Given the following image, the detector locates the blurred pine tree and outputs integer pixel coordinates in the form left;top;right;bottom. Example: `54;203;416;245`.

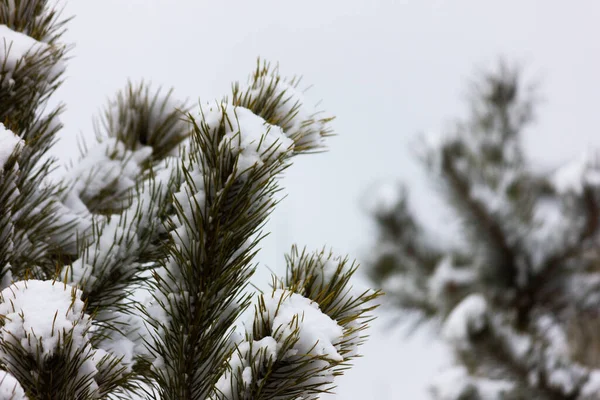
367;63;600;399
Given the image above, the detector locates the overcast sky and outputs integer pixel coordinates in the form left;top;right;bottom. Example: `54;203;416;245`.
50;1;600;398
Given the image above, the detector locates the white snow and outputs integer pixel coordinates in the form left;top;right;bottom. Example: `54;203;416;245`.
429;366;474;400
551;151;600;194
56;138;155;258
0;280;91;358
240;78;328;150
202;104;293;177
0;123;23;169
274;250;375;361
0;24;65;82
67;215;140;292
171;167;205;251
430;366;514;400
537;315;570;360
442;293;487;350
369;181;405;216
429;257;476;300
0;280;132;396
215;336;279;398
94;306;152;368
262;289;343;362
0;371;27;400
526;197;571;270
381;274;426;303
304;253;375;359
96;333;136;370
67;158;178;291
65;152;179;298
289;250;346;293
215;290;344;399
469;183;507;214
316;257;343;288
581;370;600;397
415;129;456;173
535;315;588;395
65;138;152;212
103;88;190;156
0;25;39;74
493;319;532;361
474;377;515;399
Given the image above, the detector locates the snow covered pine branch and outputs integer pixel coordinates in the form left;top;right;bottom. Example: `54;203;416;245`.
0;2;380;399
367;63;600;399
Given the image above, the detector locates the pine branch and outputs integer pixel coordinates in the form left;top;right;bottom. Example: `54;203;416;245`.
145;102;295;399
95;81;191;162
281;246;381;360
0;152;20;288
231;59;334;154
144;61;343;399
532;187;600;310
0;0;71;280
0;280;137;398
213;247;381;400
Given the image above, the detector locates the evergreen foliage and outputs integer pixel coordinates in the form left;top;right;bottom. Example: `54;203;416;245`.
367;63;600;399
0;2;380;399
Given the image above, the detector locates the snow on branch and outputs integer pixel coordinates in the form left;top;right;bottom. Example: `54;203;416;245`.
551;151;600;195
232;59;334;153
216;246;381;399
215;289;344;399
0;280;90;359
0;371;27;400
96;81;190;160
63;138;153;215
0;280;130;398
442;293;488;351
281;246;381;360
206;103;294;178
0;123;23;170
0;24;65;83
65;156;178;304
430;366;514;400
145;100;305;398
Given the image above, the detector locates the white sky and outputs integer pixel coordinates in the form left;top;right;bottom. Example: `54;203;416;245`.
51;1;600;398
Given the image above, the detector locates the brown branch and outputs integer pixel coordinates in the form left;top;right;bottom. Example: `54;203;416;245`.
441;149;519;288
467;325;579;400
523;187;600;324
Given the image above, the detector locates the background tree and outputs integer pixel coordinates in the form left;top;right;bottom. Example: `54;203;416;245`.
0;1;379;399
367;63;600;399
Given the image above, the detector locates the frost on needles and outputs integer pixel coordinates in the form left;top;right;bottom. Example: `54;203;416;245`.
0;1;380;399
367;63;600;399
